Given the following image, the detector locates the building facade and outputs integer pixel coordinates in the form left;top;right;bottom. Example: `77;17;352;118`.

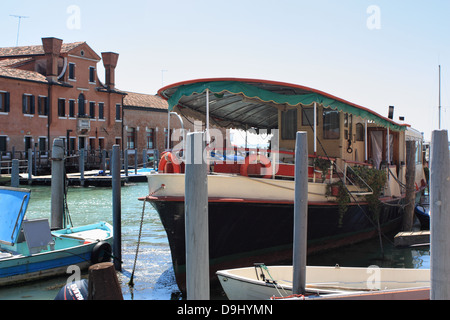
0;37;124;162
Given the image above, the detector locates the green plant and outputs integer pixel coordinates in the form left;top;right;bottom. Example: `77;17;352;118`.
314;158;332;181
351;166;387;219
326;180;350;227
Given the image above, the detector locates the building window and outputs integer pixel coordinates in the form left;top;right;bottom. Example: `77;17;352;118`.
69;63;76;80
147;128;155;149
89;102;95;119
164;128;173;149
356;123;364;141
127;127;136;149
281;109;297;140
38;137;47;152
38;96;48;116
98;102;104;119
69;100;75;117
301;107;318;126
323;110;340;139
78;93;85;116
58;98;66;117
0;91;10;113
115;104;121;120
22;94;35;114
0;136;7;152
89;67;95;83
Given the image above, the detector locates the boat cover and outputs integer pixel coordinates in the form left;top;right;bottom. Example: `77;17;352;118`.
0;187;31;246
158;78;409;131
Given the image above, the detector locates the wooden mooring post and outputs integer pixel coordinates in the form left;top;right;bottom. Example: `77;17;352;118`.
112;145;122;271
185;131;209;300
430;130;450;300
403;140;416;231
293;132;308;295
88;262;123;300
50;139;65;230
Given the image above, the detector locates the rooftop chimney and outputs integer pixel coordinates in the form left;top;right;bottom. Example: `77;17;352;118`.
101;52;119;90
42;37;63;83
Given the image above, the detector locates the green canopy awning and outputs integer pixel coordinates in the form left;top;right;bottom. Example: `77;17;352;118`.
159;78;408;132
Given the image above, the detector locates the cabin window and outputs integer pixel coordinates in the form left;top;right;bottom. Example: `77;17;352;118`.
301;108;318;126
356;123;364;141
281;109;297;140
323;110;340;139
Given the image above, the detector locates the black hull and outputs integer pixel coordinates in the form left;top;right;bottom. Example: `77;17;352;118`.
150;198;404;293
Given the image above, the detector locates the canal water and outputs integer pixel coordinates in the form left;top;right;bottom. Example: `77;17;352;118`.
0;182;430;300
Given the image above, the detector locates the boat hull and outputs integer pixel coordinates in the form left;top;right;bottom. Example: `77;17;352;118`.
216;265;430;300
149;195;404;294
0;222;113;287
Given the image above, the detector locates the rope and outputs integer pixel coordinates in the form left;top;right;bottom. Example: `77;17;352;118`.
128;184;165;287
128;196;147;287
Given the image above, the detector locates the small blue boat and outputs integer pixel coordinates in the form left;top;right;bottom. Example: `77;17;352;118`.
0;186;113;286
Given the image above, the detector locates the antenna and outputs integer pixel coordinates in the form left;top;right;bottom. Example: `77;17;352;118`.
10;15;29;46
439;65;441;129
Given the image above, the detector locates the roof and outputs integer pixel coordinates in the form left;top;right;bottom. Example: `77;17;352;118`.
123;91;168;110
0;66;47;83
0;42;85;58
158;78;410;131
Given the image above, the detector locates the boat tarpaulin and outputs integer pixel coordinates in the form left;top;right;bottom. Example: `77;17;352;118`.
159;79;408;132
0;187;31;246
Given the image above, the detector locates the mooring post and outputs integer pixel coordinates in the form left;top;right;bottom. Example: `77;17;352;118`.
430;130;450;300
403;140;416;231
112;145;122;271
124;149;128;177
88;262;123;300
79;148;85;187
143;149;147;168
50;139;65;230
293;131;308;295
185;131;209;300
11;159;19;188
27;148;32;184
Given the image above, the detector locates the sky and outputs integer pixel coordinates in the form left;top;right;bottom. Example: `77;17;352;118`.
1;0;449;141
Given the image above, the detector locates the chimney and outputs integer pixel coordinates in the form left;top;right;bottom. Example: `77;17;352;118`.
101;52;119;90
42;37;63;82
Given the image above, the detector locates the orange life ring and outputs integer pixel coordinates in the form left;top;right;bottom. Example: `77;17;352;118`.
158;152;182;173
240;154;272;179
415;182;419;191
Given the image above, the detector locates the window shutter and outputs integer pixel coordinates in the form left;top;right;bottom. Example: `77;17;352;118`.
30;95;35;114
5;92;10;112
22;94;26;113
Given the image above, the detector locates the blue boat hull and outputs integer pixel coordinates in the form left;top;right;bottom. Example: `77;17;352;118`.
0;222;113;286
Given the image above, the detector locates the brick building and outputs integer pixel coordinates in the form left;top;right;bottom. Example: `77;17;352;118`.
0;37;124;169
0;37;191;173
